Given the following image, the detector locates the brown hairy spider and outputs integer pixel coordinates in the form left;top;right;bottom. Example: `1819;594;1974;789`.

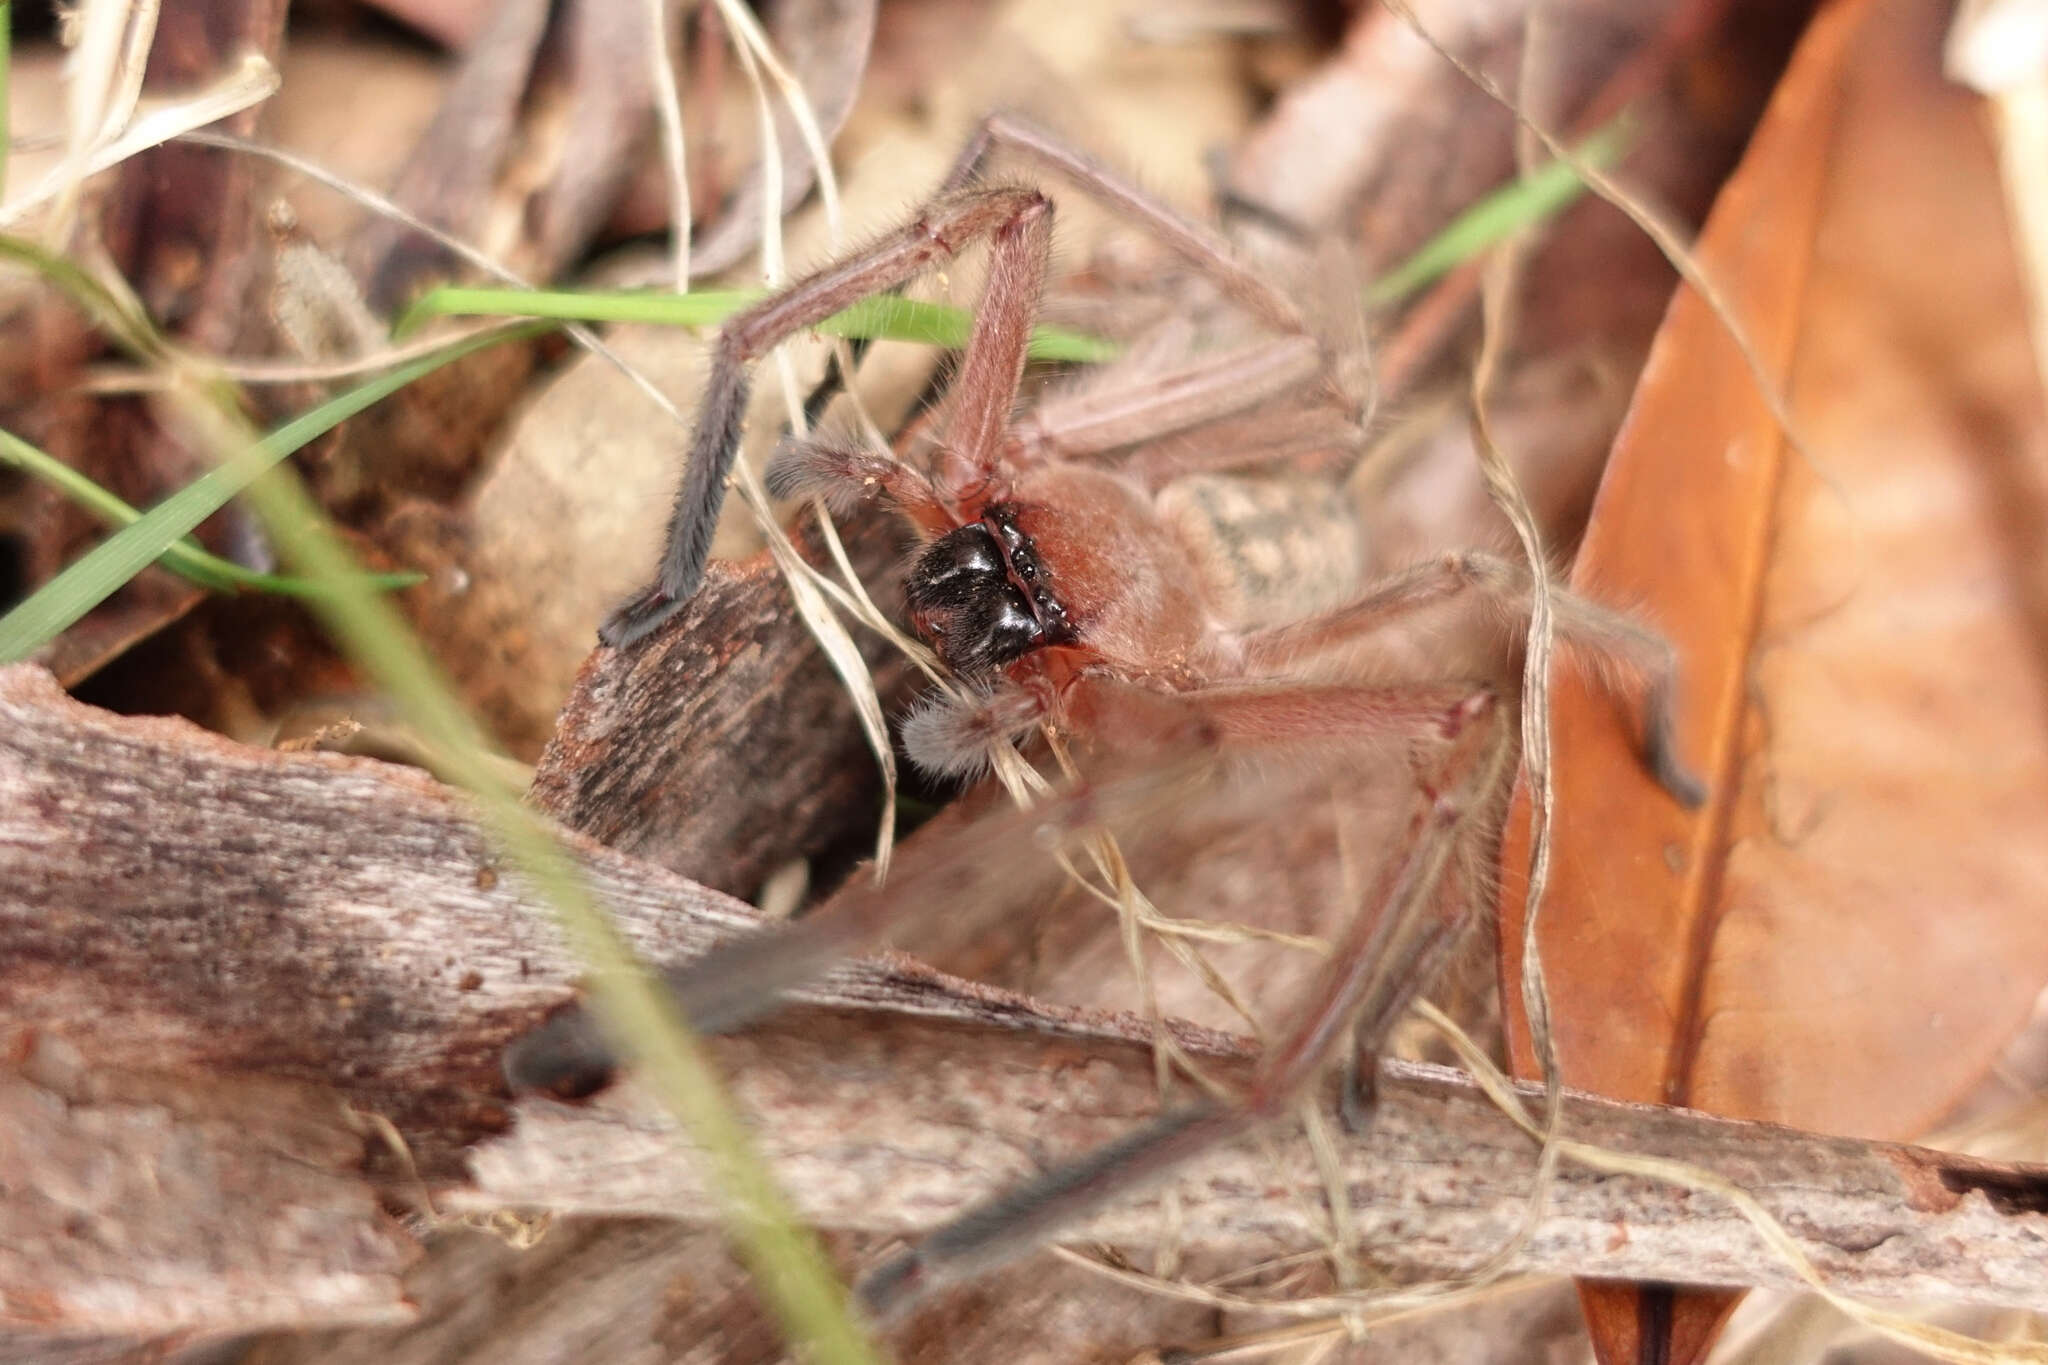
516;114;1702;1317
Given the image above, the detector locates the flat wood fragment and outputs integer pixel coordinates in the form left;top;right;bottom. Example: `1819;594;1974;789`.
526;509;911;898
0;1037;413;1337
7;661;2048;1333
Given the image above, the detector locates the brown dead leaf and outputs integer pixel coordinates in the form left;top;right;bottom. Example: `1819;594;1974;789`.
1498;0;2048;1358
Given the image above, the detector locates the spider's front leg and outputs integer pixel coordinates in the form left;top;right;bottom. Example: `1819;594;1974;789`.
501;739;1214;1098
502;673;1490;1096
601;185;1055;647
942;113;1371;475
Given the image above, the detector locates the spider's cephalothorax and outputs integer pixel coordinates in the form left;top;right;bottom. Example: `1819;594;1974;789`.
905;505;1076;676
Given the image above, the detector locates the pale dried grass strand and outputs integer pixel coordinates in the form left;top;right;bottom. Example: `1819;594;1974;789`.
10;47;277;233
45;0;155;241
647;0;692;288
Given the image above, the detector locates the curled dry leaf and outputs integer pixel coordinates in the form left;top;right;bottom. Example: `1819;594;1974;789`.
1498;0;2048;1357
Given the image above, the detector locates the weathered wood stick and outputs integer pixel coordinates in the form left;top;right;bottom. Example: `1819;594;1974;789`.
5;661;2048;1341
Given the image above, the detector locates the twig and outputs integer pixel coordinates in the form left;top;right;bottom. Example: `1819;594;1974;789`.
4;663;2048;1333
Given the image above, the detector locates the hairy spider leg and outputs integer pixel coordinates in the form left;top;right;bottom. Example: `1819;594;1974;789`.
900;632;1493;776
940;113;1307;338
893;536;1707;810
502;676;1491;1097
787;115;1356;500
931;188;1052;504
1106;404;1368;489
1011;334;1330;463
1334;723;1516;1131
857;707;1499;1317
947;114;1365;470
501;749;1215;1099
1234;551;1708;808
703;672;1497;1009
602;185;1055;647
764;435;955;539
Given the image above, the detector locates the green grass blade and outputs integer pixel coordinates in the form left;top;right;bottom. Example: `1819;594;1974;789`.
1367;116;1635;308
0;424;421;598
399;284;1120;364
0;324;532;660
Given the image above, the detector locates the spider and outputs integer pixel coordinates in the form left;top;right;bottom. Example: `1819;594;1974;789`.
514;114;1703;1319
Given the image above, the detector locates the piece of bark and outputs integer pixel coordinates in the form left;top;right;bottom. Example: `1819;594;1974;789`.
1;660;785;1179
247;1222;789;1365
524;505;911;896
0;1335;245;1365
238;1220;1223;1365
7;662;2048;1330
0;1037;415;1338
465;1039;2048;1313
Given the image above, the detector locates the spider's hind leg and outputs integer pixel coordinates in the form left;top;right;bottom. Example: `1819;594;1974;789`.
1238;551;1709;808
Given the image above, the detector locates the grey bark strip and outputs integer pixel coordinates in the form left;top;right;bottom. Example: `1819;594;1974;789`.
4;661;2048;1336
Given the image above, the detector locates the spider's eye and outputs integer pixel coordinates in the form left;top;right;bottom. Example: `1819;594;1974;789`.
907;526;1003;613
939;586;1039;676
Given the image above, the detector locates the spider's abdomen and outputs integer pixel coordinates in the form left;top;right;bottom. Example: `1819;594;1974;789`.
1154;474;1365;628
